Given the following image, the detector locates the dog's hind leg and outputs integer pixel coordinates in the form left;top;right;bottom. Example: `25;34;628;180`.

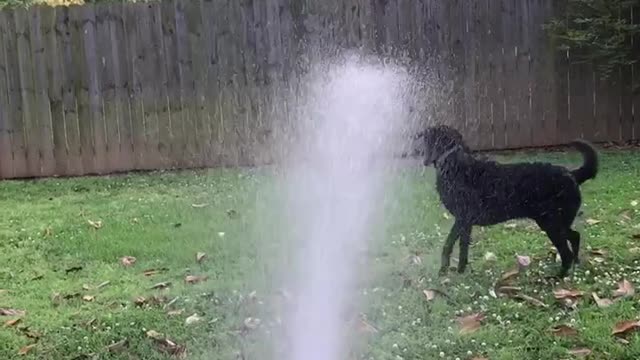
568;229;581;264
457;224;473;273
439;220;463;275
537;219;575;277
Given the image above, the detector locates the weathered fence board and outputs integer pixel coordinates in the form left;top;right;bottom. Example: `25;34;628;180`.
0;0;638;179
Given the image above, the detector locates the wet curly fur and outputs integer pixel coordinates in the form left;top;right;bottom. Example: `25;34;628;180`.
414;125;599;277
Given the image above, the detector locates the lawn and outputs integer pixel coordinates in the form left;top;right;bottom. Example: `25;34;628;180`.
1;149;639;360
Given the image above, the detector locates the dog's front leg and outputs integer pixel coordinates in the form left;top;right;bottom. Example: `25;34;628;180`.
439;220;462;275
457;224;473;273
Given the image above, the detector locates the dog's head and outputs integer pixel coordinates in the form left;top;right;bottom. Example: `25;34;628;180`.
413;125;468;166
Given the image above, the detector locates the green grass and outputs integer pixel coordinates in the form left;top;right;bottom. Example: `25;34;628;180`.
1;149;639;359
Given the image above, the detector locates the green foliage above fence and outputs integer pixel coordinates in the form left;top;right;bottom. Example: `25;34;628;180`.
545;0;640;86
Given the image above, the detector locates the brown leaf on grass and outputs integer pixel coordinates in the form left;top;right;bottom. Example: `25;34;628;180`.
18;344;36;355
146;330;186;358
496;286;522;296
185;314;203;325
133;296;147;307
87;220;102;229
512;294;549;308
20;328;42;340
167;309;184;317
0;308;26;317
150;282;172;290
423;289;436;301
553;288;584;299
592;293;614;308
42;227;53;237
82;295;95;302
143;268;169;277
191;203;209;208
458;313;485;335
590;249;608;257
612;320;640;336
498;269;519;284
568;348;592;357
184;275;208;284
516;255;531;269
612;280;635;298
5;318;21;327
586;218;601;226
65;266;83;274
196;252;206;263
551;324;578;337
120;256;137;267
106;339;129;353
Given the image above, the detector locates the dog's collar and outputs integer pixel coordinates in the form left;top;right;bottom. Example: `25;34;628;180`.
435;145;462;167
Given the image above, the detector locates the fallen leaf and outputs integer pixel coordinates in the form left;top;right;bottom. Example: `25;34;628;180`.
496;286;522;296
0;308;26;317
551;324;578;337
106;339;129;353
185;314;203;325
120;256;137;267
498;269;520;284
143;268;168;277
146;330;164;339
18;344;36;355
568;348;592;357
134;296;147;307
631;200;638;207
20;328;41;340
484;252;497;261
512;294;549;308
185;275;208;285
458;313;485;335
423;289;436;301
443;212;450;220
167;309;184;317
87;219;103;229
150;282;172;290
65;266;83;274
612;320;640;336
4;318;21;327
146;330;186;357
196;252;206;263
42;227;53;237
592;293;614;308
82;295;95;302
553;288;584;299
243;317;261;330
191;203;209;208
586;218;601;226
590;249;607;256
516;255;531;269
612;280;635;298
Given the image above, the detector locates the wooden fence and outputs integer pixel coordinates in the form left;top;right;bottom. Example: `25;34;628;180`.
0;0;638;179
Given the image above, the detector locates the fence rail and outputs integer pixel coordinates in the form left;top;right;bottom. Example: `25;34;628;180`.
0;0;638;179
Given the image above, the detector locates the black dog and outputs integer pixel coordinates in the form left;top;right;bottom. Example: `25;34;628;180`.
414;125;598;277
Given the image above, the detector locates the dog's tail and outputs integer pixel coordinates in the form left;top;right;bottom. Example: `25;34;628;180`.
570;139;598;185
